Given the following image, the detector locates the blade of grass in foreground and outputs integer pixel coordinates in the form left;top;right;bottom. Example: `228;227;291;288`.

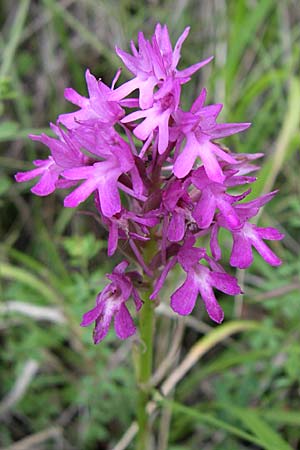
0;124;52;142
42;0;119;68
156;395;293;450
0;0;30;79
225;0;274;97
217;405;293;450
178;348;273;400
154;394;266;449
0;263;59;304
249;77;300;200
258;409;300;427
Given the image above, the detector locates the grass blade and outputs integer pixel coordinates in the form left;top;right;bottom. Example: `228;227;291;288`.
155;394;265;448
224;406;293;450
249;77;300;199
0;0;30;79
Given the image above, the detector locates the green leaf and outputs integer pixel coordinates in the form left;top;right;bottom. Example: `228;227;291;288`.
225;0;275;94
259;409;300;427
42;0;119;68
0;174;11;196
0;125;51;142
249;77;300;200
0;263;59;305
155;394;264;448
0;0;30;79
178;348;272;400
0;121;20;140
220;405;293;450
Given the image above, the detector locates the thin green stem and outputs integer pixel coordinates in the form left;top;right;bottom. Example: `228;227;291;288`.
133;235;157;450
136;287;155;450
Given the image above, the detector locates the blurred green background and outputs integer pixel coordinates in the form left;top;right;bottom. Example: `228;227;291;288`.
1;1;300;449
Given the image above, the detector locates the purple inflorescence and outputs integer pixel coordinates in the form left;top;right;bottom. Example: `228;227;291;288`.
16;24;283;342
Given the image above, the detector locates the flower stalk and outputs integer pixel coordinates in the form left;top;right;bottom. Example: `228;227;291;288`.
136;288;155;450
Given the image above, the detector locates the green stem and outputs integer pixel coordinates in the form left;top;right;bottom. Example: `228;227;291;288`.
136;286;155;450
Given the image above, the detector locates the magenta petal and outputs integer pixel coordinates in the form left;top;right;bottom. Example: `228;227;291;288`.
64;87;87;107
59;109;95;129
239;190;278;211
199;282;224;324
139;78;157;109
198;104;223;128
173;134;198;178
115;47;138;74
110;78;140;102
230;232;253;269
85;69;99;97
93;314;112;344
114;304;136;339
155;23;172;52
15;168;42;183
178;56;214;78
217;198;241;230
132;288;143;311
168;212;185;242
254;226;284;240
15;158;59;197
193;189;216;228
178;239;204;270
198;141;225;182
172;26;190;68
108;222;118;256
122;108;147;123
63;166;94;180
171;272;198;315
113;261;129;274
31;170;58;196
150;257;177;300
191;88;207;113
210;272;241;295
209;122;251;139
81;303;103;327
98;179;121;218
64;178;98;208
107;276;131;303
158;110;170;154
250;235;282;266
210;141;236;164
210;224;222;260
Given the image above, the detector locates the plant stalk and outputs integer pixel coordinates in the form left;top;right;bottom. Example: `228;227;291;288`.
135;285;155;450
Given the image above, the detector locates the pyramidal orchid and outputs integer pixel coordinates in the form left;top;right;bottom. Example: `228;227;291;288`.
16;24;283;345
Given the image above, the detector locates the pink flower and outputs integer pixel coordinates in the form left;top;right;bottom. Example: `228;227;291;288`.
61;123;136;217
110;24;212;110
151;238;241;323
81;261;143;343
153;24;213;81
16;23;284;342
171;262;240;323
63;158;124;217
15;157;60;196
122;78;181;154
15;124;87;196
191;166;252;230
230;223;283;269
173;90;251;181
211;192;284;267
59;69;124;128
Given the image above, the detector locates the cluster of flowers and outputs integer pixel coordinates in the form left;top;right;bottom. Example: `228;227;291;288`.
16;24;283;343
